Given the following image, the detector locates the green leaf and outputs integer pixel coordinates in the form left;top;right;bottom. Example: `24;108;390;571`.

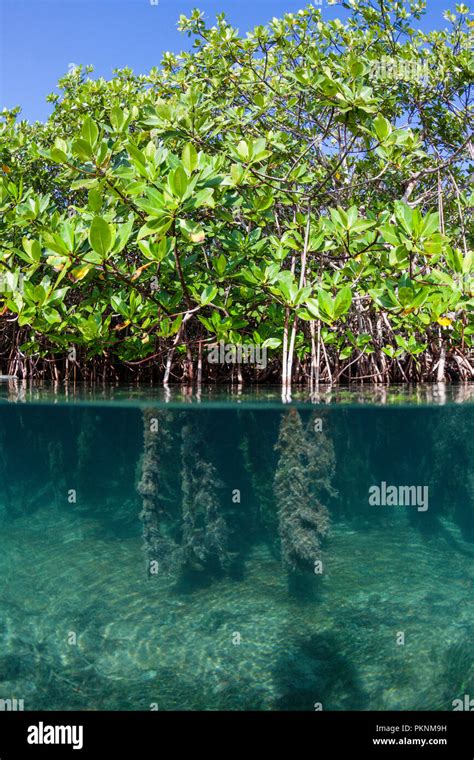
127;142;147;167
334;287;352;317
200;285;218;306
262;338;282;349
318;289;335;321
214;254;226;276
346;206;358;229
179;219;205;243
305;298;322;320
420;212;440;238
170;166;189;198
373;114;392;141
394;202;414;235
339;346;353;359
445;246;464;274
70;177;99;190
83;251;104;265
236;140;249;160
110;106;125;131
380;225;400;245
54;137;68;154
398;286;415;306
43;232;69;255
88;189;102;213
81;116;99;148
89;217;114;258
50;147;68;164
72;139;93;161
182;143;198;173
111;294;129;317
22;238;42;263
137;219;172;240
114;219;134;253
33;285;46;304
423;233;444;255
190;188;215;209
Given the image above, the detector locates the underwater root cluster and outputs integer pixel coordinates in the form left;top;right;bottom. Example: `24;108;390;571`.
181;421;232;573
274;410;333;574
137;411;232;578
137;410;182;574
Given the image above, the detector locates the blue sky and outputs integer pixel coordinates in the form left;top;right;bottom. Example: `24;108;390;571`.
0;0;462;122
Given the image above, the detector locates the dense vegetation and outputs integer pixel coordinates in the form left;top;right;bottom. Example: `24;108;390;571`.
0;0;472;384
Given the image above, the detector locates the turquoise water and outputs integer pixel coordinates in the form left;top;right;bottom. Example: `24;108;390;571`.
0;386;473;711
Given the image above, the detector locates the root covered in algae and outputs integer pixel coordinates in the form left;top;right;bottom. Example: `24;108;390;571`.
274;409;333;575
137;409;181;575
181;417;231;574
138;410;232;579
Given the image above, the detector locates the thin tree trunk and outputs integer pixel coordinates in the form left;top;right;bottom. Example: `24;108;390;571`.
316;320;321;385
164;311;193;386
437;343;446;382
320;332;332;384
287;210;311;387
197;340;203;386
310;320;317;388
282;308;289;388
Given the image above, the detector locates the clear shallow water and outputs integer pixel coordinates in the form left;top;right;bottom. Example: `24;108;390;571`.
0;394;473;711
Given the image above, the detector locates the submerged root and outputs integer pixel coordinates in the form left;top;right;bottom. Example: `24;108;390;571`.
274;410;332;574
181;420;232;574
138;409;181;575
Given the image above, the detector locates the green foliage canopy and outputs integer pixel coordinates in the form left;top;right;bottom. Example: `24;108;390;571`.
0;0;472;382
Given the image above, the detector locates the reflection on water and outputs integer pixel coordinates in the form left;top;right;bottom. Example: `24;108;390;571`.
0;379;473;407
0;403;472;710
